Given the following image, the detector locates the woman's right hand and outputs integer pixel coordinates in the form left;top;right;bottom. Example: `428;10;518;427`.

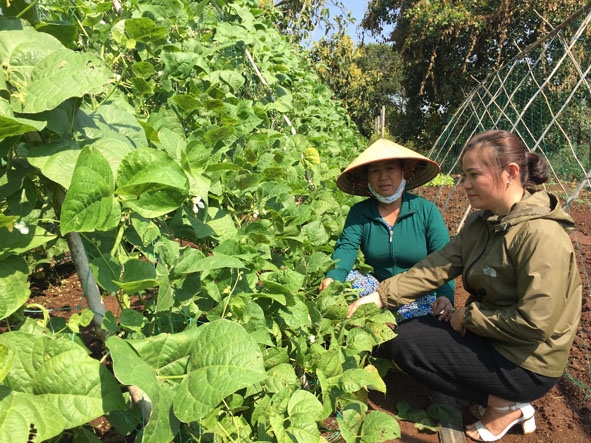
347;291;383;318
318;277;334;292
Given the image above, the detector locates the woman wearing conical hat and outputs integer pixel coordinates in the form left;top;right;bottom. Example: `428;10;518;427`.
319;138;455;320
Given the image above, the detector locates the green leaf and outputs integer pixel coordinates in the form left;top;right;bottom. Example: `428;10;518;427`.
0;343;14;383
173;319;267;422
77;100;147;151
0;385;65;442
15;49;112;114
278;295;310;330
317;292;348;320
0;255;30;321
204;125;234;145
60;146;121;235
112;259;158;293
117;148;188;218
206;207;237;238
0;224;56;261
340;365;386;393
395;400;433;425
35;21;78;49
346;327;380;354
338;406;364;443
0;18;64;88
428;401;463;426
0;108;46;139
264;363;299;393
182;253;245;273
124;17;168;44
24;140;81;190
67;309;94;334
119;308;145;332
360;410;401;443
0;332;125;431
285;390;324;442
106;336;179;443
130;214;161;245
209;70;246;92
162;52;209;79
89;254;121;294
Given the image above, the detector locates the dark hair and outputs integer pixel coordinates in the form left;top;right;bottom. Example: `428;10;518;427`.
461;130;548;186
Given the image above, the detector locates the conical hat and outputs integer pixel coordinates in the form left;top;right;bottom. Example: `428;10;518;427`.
337;138;440;196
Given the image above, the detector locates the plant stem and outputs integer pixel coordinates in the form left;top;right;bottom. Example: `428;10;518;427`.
65;232;106;328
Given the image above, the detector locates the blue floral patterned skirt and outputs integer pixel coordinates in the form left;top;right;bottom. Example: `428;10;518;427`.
346;270;436;320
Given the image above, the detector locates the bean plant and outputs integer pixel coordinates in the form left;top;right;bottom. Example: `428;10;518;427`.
0;0;402;441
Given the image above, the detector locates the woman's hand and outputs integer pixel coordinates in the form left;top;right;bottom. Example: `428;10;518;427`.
433;296;455;321
347;291;383;318
318;277;334;292
450;307;466;337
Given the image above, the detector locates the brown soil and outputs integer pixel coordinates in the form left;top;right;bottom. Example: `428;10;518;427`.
8;185;591;442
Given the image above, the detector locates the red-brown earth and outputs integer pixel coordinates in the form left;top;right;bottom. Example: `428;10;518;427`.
7;184;591;442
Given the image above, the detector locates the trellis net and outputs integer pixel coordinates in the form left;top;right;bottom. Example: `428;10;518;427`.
425;3;591;403
429;4;591;226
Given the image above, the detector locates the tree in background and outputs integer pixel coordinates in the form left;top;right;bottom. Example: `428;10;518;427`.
360;0;585;148
271;0;354;44
311;38;404;139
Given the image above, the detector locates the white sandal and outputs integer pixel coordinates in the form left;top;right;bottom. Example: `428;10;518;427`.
466;402;536;442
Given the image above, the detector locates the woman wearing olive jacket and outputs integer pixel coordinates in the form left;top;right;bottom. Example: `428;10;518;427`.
347;130;582;442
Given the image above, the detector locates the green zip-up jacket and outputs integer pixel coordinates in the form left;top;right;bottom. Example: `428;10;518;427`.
327;192;455;302
377;190;582;377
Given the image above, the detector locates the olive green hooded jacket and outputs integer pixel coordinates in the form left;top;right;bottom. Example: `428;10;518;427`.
376;190;582;377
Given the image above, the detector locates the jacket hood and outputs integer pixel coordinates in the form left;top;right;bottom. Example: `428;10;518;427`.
484;190;575;234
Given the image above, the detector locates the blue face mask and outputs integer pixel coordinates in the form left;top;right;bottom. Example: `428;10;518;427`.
368;178;407;204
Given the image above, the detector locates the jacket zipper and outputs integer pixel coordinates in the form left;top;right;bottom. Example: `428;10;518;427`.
378;218;393;243
463;228;491;294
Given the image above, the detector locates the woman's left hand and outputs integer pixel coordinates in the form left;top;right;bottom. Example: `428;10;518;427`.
433;296;454;321
347;292;383;318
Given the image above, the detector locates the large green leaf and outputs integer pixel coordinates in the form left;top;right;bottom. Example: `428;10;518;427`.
0;332;125;433
301;219;329;246
76;100;148;150
173;320;267;422
0;225;56;261
285;390;325;442
60;146;121;234
205;207;237;238
0;385;65;443
117;148;189;218
107;322;266;442
161;52;210;80
24;140;80;189
0;100;46;138
13;48;113;114
0;255;30;321
0;18;63;87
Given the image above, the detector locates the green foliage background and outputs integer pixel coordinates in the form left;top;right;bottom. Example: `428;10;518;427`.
0;0;411;441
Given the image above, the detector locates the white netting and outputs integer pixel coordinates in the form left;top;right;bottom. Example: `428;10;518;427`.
428;4;591;233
